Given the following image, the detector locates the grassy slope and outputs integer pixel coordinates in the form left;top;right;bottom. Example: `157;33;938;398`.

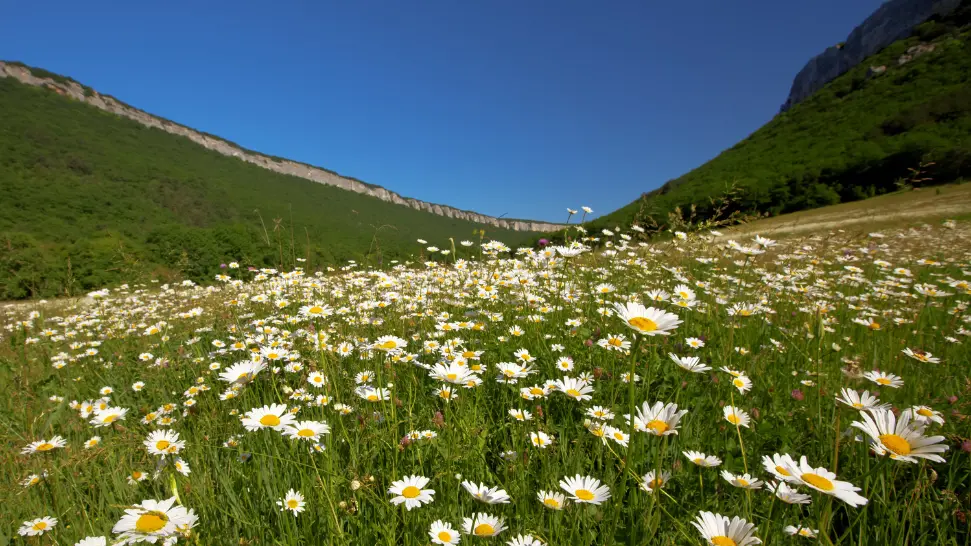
578;5;971;237
0;77;537;299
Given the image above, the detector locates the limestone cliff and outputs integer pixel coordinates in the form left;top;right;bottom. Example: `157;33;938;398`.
0;61;564;232
780;0;961;111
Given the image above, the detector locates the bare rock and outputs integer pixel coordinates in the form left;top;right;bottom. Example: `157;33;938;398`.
781;0;960;111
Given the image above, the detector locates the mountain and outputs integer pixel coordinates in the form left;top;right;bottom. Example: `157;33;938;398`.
0;62;562;234
781;0;962;111
0;66;550;299
574;0;971;240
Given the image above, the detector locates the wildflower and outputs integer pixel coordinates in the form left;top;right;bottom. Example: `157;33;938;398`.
283;420;331;441
560;474;610;504
374;335;407;352
691;511;761;546
731;375;753;394
851;408;948;463
911;405;945;426
277;489;306;515
684;450;722;467
462;481;511;504
721;470;763;490
723;406;751;428
429;520;460;545
670;353;712;373
836;388;890;411
902;348;941;364
389;475;435;510
462;513;506;537
507;534;544;546
22;436;67;454
91;406;129;427
640;470;671;493
612;302;682;336
628;401;688;435
770;481;812;504
241;404;295;431
111;497;198;543
781;456;868;507
863;371;903;388
554;376;594;401
761;453;799;483
537;490;568;510
783;525;818;539
144;430;185;456
18;517;57;537
530;431;554;448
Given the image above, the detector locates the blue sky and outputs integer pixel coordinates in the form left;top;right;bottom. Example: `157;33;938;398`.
1;1;882;222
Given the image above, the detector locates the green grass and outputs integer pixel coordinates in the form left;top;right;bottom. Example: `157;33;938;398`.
565;3;971;242
0;75;538;300
2;224;968;544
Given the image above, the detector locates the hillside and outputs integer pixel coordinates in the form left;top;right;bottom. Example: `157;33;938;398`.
576;2;971;238
0;74;540;299
0;61;563;233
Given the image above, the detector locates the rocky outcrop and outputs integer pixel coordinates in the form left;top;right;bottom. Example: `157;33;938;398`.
0;61;565;232
780;0;961;111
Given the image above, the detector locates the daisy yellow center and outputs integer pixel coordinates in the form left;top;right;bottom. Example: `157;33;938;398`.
575;489;595;501
32;522;48;531
446;373;457;381
367;394;379;401
566;388;582;397
132;472;143;479
530;387;544;396
711;537;737;546
646;419;670;434
35;443;55;451
267;353;280;359
309;306;323;314
297;428;315;438
474;523;495;536
869;322;880;330
544;498;560;508
628;317;658;332
438;531;453;541
801;473;835;491
287;499;299;509
155;440;170;451
378;341;397;350
737;479;749;487
876;378;891;385
733;379;745;388
916;408;933;417
463;351;476;358
694;458;704;465
775;465;791;477
608;338;623;347
879;433;912;455
314;377;323;383
135;511;169;533
259;414;281;427
726;414;741;425
648;478;663;489
103;414;119;423
852;403;864;409
739;309;752;317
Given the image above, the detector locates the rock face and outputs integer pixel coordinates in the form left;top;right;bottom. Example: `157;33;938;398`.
780;0;961;111
0;61;565;233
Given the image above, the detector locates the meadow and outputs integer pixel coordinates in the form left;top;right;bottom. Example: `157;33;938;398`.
2;220;970;545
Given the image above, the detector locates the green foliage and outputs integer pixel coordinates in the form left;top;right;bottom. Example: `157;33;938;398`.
578;6;971;239
0;76;536;299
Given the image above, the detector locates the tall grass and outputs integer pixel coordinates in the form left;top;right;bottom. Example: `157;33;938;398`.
2;223;969;545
